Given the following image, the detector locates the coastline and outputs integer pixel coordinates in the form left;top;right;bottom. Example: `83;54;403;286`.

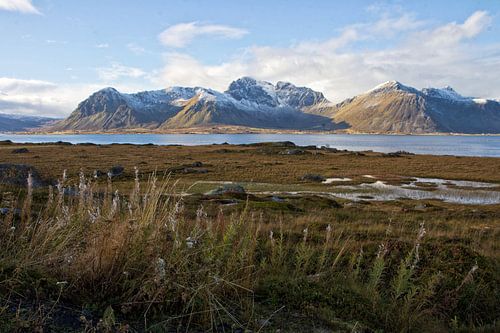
5;125;500;136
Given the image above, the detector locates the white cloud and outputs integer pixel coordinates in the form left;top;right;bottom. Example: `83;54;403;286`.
97;63;146;81
156;11;499;102
0;77;150;117
415;10;492;48
95;43;109;48
127;43;146;54
3;10;498;119
0;0;40;14
0;78;96;117
159;22;248;48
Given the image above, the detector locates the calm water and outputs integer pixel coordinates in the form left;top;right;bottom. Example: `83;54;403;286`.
1;133;499;157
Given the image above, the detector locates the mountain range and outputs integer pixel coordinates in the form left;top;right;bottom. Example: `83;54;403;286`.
321;81;500;134
37;77;500;134
0;113;56;132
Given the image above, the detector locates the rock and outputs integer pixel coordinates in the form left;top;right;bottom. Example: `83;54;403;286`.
320;146;339;152
167;165;208;174
208;184;246;195
301;174;326;182
248;141;296;148
0;164;43;187
270;141;296;147
181;168;208;174
271;196;285;202
108;165;124;177
279;149;307;155
384;151;413;157
11;148;29;154
93;170;106;178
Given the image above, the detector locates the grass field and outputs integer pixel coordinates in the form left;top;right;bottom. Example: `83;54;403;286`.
0;141;499;332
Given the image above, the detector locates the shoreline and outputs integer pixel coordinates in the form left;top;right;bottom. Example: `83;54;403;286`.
3;127;500;137
1;139;499;159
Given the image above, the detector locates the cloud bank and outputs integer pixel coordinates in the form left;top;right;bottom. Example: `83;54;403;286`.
0;0;40;14
157;11;498;102
2;10;499;117
0;78;104;117
159;22;248;48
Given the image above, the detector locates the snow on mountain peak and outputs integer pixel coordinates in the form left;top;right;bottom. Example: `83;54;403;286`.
226;77;328;109
367;80;417;94
473;98;488;105
226;77;279;107
99;87;119;93
421;86;470;102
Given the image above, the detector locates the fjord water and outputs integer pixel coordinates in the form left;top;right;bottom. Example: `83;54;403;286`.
1;134;499;157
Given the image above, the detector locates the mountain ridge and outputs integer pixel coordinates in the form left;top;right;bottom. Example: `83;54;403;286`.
36;78;500;134
0;113;57;132
322;81;500;134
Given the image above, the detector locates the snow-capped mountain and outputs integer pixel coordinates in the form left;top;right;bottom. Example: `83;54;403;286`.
324;81;500;133
50;78;500;133
52;78;337;131
225;77;328;110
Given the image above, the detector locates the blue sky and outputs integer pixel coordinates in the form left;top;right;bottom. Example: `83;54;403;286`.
1;0;499;117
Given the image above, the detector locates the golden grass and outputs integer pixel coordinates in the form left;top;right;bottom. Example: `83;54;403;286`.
0;142;499;331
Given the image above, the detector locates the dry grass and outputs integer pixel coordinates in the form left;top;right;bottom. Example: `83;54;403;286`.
1;141;500;187
0;142;499;332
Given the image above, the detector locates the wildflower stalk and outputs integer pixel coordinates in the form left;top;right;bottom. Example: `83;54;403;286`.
318;224;332;272
21;171;33;224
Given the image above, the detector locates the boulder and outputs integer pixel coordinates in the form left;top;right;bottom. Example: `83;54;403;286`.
108;165;124;177
301;174;326;182
181;168;208;174
93;170;106;178
207;184;246;196
279;149;307;155
12;148;29;154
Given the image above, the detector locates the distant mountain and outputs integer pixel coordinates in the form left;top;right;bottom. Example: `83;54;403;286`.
321;81;500;134
50;78;500;134
0;113;56;132
161;78;334;130
52;77;338;132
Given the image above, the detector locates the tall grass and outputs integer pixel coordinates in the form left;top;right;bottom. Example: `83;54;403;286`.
0;170;498;332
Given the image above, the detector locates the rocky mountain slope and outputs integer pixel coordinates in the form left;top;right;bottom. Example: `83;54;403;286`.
322;81;500;134
50;78;500;133
53;77;337;131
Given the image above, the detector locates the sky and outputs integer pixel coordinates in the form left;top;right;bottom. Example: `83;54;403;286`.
0;0;499;117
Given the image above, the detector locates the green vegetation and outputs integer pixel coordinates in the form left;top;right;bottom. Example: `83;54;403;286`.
0;142;499;332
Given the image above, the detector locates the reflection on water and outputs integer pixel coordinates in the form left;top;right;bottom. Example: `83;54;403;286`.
322;178;352;183
1;133;500;157
331;178;500;205
191;177;500;205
